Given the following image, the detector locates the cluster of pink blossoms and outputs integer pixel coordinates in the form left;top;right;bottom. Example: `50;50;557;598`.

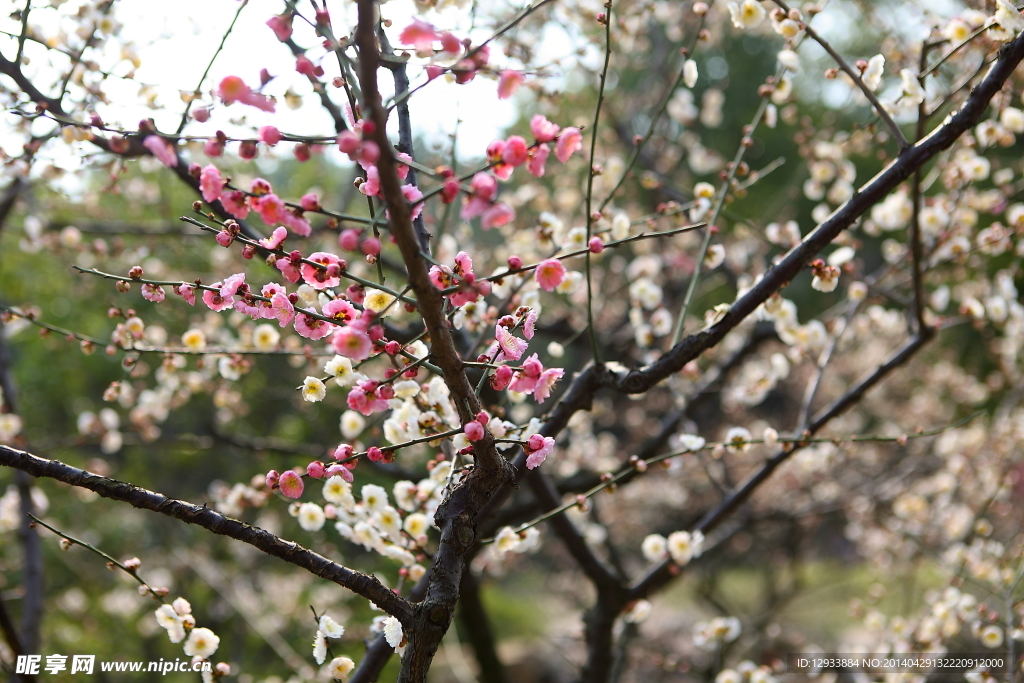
199;169;313;237
429;251;491;307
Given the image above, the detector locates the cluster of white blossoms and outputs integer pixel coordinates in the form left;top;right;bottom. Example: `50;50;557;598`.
491;525;541;557
154;598;221;666
328;467;452;574
641;529;705;566
307;613;356;678
693;616;742;650
714;661;778;683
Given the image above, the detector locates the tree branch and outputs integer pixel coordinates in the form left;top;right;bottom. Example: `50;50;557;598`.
0;446;415;624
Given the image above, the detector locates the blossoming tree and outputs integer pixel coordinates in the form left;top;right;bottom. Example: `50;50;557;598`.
2;0;1024;681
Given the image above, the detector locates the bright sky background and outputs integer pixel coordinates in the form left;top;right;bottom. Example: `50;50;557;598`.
1;0;584;184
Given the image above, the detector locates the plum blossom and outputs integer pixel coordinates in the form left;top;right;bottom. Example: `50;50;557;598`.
492;324;528;362
535;258;567;291
528;143;550;177
143;136;177;168
400;18;440;56
141;284;165;302
302;377;327;402
301;252;345;290
199;165;223;203
217;75;275;112
202;286;233;312
498;70;524;99
555;127;583;163
727;0;766;28
525;434;555;469
294;312;332;340
333;327;373;361
278;470;304;499
862;54;885;91
530;114;560;142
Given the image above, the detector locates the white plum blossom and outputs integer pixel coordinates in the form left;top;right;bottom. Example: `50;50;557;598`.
383;615;404;650
683;59;698;88
667;530;704;565
319;614;345;638
641;534;668;562
862;54;885;91
184;627;220;659
301;377;327;402
727;0;766;29
298;502;326;532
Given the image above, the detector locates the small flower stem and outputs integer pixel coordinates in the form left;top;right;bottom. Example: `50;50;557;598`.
175;0;246;135
583;2;615;363
772;0;909;150
439;223;704;293
482;412;981;542
28;514;158;596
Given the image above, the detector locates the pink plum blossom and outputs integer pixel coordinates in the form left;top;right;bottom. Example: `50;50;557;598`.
251;193;286;225
402;184;425;220
301;252;344;290
530;114;560;142
202;286;234;312
482;203;515;229
220;190;250;219
266;14;293;41
141;284;165;303
498;70;525;99
294;312;332;340
143;136;177;168
493;325;528;362
465;421;485;442
400;19;440;55
525;434;555;469
323;299;358;324
270;292;295;327
534;368;564;403
176;284;196;306
260;226;288;249
276;256;301;283
281;209;312;237
535;258;567;291
528;143;550;177
555;127;583;163
278;470;304;499
258;126;282;145
332;326;372;361
490;365;514;390
502;136;528;166
217;75;275;112
200;165;223;203
219;273;246;298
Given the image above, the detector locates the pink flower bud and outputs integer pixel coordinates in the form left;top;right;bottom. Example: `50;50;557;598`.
384;340;401;355
325;464;354;482
490;365;514;390
528;434;546;451
306;461;326;478
333;444;354;460
301;193;320;211
216;230;234;247
367;447;384;462
338;130;361;155
465;421;485;442
589;236;605;253
339;229;361;251
361;237;381;256
507;255;523;270
476;411;489;424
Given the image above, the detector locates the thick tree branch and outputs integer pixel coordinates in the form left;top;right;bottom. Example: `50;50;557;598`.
626;330;934;601
0;446;415;624
354;2;515;680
